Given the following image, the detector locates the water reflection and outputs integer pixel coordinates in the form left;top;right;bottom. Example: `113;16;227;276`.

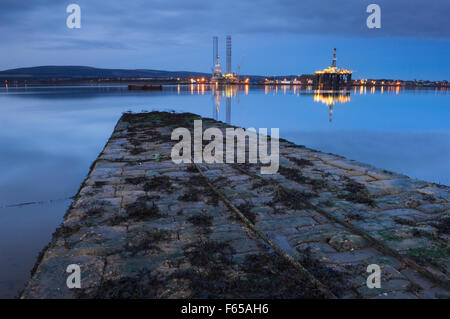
211;85;239;124
173;84;447;124
312;90;351;122
0;84;449;298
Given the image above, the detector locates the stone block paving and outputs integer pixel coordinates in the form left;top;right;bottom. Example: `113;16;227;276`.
22;112;449;299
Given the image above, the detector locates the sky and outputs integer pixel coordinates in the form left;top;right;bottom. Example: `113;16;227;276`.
1;0;449;80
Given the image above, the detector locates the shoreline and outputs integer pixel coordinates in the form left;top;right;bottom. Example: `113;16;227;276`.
1;80;448;90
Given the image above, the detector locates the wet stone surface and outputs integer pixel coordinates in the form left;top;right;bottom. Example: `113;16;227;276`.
22;112;449;299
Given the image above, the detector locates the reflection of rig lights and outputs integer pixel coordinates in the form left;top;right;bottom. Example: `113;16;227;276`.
313;91;351;106
313;90;351;123
223;85;238;98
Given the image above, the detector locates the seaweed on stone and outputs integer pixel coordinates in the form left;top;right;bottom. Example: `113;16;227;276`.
230;202;257;224
183;240;234;268
125;200;166;221
143;175;174;193
169;241;233;298
422;193;437;203
124;228;172;256
407;246;449;269
250;179;271;190
204;188;220;206
186;164;198;173
411;228;435;240
238;252;326;298
338;176;375;207
278;166;310;184
178;188;200;202
288;157;314;167
129;147;146;155
433;217;450;235
345;212;364;221
309;178;328;191
129;138;143;147
93;181;107;188
278;166;328;191
406;282;423;295
172;249;332;298
180;174;220;205
121;111;200;131
296;247;350;297
321;199;335;208
141;129;172;144
125;176;149;185
53;224;82;239
393;217;416;226
270;187;314;210
187;214;213;227
77;208;106;227
89;269;164;298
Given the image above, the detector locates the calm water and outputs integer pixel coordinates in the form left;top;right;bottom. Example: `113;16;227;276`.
0;85;449;297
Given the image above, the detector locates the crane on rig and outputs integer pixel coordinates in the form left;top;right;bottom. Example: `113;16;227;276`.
237;55;246;81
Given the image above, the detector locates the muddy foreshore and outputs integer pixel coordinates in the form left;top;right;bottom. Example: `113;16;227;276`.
21;111;449;299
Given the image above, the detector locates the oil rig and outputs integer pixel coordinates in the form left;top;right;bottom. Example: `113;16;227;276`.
211;36;241;84
314;48;352;89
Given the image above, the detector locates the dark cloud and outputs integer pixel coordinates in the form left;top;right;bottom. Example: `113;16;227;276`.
1;0;449;42
0;0;448;75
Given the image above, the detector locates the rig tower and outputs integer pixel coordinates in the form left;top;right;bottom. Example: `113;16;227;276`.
314;47;352;89
226;35;232;74
213;36;218;71
331;47;337;68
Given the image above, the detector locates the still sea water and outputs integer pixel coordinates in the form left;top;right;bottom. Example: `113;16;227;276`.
0;85;449;297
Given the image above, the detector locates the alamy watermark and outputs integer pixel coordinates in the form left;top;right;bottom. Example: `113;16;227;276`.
170;120;279;174
366;4;381;29
366;264;381;289
66;264;81;289
65;4;380;30
66;4;81;29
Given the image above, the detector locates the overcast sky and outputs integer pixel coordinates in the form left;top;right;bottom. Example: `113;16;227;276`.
1;0;449;79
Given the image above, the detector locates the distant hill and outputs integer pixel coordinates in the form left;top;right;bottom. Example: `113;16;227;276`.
0;66;213;80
